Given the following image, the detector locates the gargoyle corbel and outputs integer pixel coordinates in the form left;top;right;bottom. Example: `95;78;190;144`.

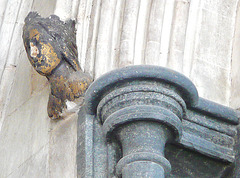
22;12;92;119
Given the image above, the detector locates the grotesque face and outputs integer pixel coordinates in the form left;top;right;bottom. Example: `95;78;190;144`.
23;27;61;76
23;12;81;76
22;12;92;119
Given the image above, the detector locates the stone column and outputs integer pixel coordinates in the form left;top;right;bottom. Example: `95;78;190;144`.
84;65;198;177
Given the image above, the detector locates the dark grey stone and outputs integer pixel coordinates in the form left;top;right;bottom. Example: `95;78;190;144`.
77;65;239;177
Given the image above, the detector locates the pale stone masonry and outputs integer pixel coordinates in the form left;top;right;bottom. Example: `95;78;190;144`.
0;0;240;177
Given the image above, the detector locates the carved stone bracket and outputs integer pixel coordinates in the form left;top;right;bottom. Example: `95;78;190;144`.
22;12;92;119
77;65;239;177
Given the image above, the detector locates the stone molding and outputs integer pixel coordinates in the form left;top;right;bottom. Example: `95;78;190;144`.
181;98;239;163
77;65;239;177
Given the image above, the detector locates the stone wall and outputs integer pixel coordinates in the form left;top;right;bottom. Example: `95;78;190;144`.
0;0;239;177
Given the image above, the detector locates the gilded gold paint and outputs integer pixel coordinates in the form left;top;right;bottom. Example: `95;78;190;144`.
63;51;80;70
23;12;93;119
73;60;80;70
29;29;40;41
79;81;88;93
33;42;61;74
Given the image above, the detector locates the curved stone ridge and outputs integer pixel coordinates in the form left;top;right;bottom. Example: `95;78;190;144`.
102;105;183;141
193;98;239;125
83;65;200;177
116;152;172;176
85;65;199;115
97;84;187;123
80;65;240;177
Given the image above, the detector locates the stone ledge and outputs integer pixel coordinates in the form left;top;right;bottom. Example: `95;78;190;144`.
77;65;239;177
179;97;239;163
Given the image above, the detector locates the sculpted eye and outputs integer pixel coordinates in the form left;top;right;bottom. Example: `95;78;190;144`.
30;42;39;58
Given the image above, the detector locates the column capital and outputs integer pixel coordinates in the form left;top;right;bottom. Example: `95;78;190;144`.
78;65;239;177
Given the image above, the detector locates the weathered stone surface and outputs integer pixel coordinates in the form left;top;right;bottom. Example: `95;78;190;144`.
49;113;78;178
5;53;32;116
78;65;239;177
0;0;57;124
168;0;190;73
230;125;240;177
6;144;49;178
180;98;239;163
0;1;82;178
31;0;56;18
195;9;234;69
165;144;231;178
0;87;50;177
0;0;22;79
190;59;230;105
22;12;92;119
230;2;240;109
0;65;16;129
30;68;49;95
202;0;238;17
0;0;8;26
0;0;240;177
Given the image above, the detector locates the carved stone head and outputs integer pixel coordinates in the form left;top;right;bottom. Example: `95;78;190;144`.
23;12;80;76
22;12;92;119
